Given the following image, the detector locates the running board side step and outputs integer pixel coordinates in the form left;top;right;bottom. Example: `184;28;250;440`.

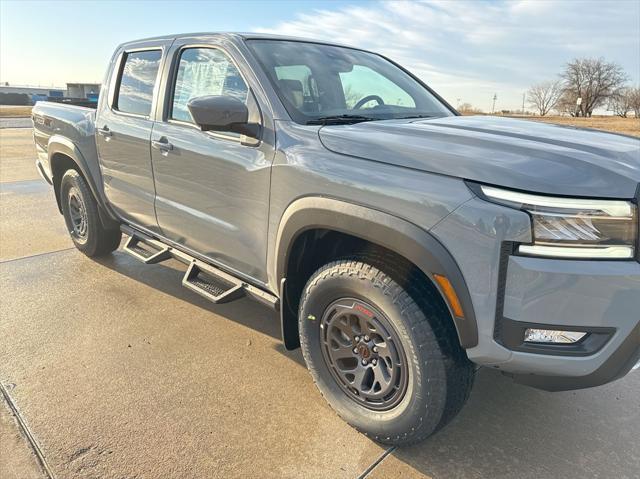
182;261;245;304
120;226;279;310
123;235;171;264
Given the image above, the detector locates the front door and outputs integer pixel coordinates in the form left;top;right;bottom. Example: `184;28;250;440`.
96;45;166;229
150;44;273;283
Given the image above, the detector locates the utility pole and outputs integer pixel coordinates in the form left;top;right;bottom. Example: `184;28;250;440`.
522;93;526;115
491;93;497;114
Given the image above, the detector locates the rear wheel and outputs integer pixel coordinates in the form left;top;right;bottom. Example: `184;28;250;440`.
60;169;121;257
298;258;474;446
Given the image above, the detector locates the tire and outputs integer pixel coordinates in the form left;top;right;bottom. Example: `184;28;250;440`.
60;169;121;257
298;258;474;446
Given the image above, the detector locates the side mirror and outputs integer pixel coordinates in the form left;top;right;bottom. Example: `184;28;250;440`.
187;95;260;138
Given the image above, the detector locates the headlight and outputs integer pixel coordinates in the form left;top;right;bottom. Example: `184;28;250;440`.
479;185;638;259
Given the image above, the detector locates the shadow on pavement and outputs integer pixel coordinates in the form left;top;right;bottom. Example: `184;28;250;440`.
95;250;307;369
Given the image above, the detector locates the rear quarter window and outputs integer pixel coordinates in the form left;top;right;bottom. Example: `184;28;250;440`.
115;50;162;116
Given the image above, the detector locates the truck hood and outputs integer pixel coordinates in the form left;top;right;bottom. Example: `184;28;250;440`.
318;115;640;198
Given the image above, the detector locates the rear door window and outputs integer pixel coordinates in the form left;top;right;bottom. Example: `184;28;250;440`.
115;50;162;116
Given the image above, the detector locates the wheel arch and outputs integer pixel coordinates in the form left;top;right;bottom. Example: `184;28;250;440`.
273;197;478;350
48;136;118;229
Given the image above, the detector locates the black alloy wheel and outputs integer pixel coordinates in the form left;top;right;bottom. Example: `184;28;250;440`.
66;186;89;243
320;298;408;411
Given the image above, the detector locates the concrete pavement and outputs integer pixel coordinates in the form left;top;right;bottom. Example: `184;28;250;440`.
1;128;638;478
0;390;47;479
0;117;32;129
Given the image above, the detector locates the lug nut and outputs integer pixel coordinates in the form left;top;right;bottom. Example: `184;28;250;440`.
372;346;378;353
353;347;358;354
372;359;378;365
364;335;370;341
362;359;368;365
354;336;360;342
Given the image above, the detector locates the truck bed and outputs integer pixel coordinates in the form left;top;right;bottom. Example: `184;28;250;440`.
32;101;99;184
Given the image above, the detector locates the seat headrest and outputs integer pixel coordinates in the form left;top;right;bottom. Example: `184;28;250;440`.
278;79;304;108
278;79;303;92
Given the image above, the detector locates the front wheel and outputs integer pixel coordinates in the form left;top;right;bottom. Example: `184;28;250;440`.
298;259;474;446
60;169;121;257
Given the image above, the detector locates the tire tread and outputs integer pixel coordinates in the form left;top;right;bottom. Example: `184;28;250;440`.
61;169;121;257
299;256;474;446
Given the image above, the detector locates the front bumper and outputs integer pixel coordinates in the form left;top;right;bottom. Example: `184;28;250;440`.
36;158;53;185
495;256;640;390
511;324;640;391
431;194;640;391
35;141;53;185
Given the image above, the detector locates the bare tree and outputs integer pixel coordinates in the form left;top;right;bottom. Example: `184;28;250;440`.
562;58;628;117
457;103;483;114
458;102;474;113
608;87;633;117
555;90;580;116
527;80;563;116
627;87;640;118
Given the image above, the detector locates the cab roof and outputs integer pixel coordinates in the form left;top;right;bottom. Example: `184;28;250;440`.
119;32;357;51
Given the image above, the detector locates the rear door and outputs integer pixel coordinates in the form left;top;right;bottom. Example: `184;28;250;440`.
96;39;171;230
150;39;274;283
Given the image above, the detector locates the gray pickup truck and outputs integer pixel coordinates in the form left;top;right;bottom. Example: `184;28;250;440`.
32;33;640;445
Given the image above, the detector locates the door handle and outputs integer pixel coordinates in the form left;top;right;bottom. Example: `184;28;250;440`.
97;126;112;137
152;138;173;153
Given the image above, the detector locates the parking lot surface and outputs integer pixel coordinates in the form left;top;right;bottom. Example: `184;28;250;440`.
0;117;32;129
1;128;639;478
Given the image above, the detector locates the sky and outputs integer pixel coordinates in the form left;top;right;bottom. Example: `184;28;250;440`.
1;0;638;112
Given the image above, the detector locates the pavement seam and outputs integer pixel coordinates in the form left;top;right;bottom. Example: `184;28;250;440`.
0;382;56;479
356;446;396;479
0;247;75;265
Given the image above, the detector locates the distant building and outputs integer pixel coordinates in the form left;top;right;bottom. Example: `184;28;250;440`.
0;85;66;105
0;83;102;105
67;83;101;102
0;85;65;96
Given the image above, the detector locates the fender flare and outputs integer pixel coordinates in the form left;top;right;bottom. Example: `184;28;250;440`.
273;197;478;349
47;135;118;225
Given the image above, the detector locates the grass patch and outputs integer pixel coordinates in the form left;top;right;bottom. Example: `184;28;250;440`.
524;116;640;137
0;106;33;118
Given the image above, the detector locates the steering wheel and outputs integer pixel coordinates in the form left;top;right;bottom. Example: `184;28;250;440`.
353;95;385;109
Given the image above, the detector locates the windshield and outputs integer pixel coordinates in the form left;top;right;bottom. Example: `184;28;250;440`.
246;40;453;124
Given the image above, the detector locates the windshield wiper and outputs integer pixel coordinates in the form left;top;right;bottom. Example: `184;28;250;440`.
398;114;435;120
306;114;378;125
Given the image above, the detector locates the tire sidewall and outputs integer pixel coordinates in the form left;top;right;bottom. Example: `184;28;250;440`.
60;170;100;255
299;265;448;441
